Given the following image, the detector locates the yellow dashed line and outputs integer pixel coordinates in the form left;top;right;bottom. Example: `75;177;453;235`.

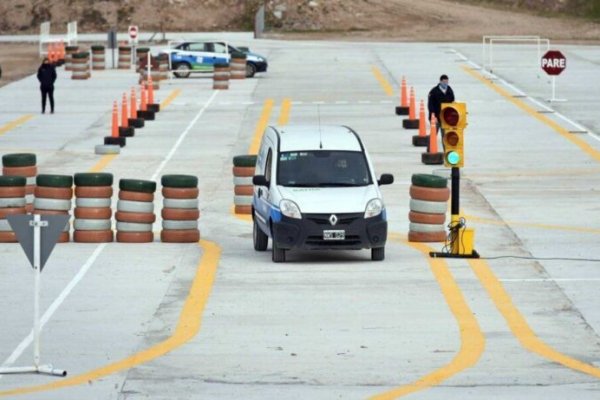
371;65;394;97
0;115;34;137
160;89;182;110
371;234;485;399
0;240;222;397
278;98;292;125
89;153;117;173
248;99;274;155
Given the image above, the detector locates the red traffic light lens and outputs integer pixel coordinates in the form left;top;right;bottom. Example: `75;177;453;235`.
442;107;460;126
445;131;460;146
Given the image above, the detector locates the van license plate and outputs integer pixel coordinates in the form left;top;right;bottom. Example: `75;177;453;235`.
323;230;345;240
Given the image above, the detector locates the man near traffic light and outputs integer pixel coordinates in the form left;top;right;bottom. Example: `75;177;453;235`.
428;74;455;149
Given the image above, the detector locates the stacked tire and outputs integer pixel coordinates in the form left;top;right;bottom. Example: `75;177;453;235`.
91;45;105;70
161;175;200;243
64;45;78;71
0;175;26;243
136;48;150;73
408;174;449;242
73;173;113;243
157;53;169;81
213;63;230;90
118;46;131;70
233;155;256;215
2;153;36;213
34;174;73;243
71;52;90;80
230;52;246;80
116;179;156;243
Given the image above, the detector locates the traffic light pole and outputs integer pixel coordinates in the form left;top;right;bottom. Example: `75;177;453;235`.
451;167;460;216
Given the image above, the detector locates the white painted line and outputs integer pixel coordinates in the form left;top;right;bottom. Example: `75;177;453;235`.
501;278;600;283
312;101;325;105
358;100;372;104
242;101;255;105
292;101;304;105
335;101;349;104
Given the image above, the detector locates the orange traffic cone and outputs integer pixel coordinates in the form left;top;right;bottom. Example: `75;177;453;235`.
402;87;419;129
412;100;429;147
48;43;56;64
139;84;147;112
130;87;137;119
128;87;144;128
119;93;135;137
137;84;155;121
421;115;443;165
146;75;160;113
395;76;409;115
103;101;126;147
58;41;65;63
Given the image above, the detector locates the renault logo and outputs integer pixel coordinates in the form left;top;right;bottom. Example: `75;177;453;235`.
329;214;338;226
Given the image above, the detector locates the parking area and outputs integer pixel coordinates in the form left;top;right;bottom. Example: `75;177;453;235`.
0;37;599;399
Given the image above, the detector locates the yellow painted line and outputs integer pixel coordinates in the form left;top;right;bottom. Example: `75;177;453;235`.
231;204;252;222
371;65;394;97
88;154;117;173
468;258;600;379
462;66;600;163
278;98;292;125
0;239;221;397
160;88;182;110
466;214;600;235
0;115;34;137
371;234;485;399
248;99;274;155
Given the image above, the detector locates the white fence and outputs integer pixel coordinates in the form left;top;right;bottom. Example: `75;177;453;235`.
39;21;78;56
482;35;550;73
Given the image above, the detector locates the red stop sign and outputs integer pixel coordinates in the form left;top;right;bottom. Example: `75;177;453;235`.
541;50;566;76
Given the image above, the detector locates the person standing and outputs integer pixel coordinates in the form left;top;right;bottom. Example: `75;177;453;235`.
427;74;455;149
37;58;57;114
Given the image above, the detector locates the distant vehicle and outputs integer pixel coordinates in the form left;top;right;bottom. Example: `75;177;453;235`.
252;125;394;262
160;41;268;78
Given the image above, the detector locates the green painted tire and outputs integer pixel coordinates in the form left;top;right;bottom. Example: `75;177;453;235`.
74;173;113;187
91;45;105;51
233;155;257;167
0;175;26;187
161;175;198;188
72;52;89;59
119;179;157;193
411;174;447;188
2;153;36;167
36;174;73;188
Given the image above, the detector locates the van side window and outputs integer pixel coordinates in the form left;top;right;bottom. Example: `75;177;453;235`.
265;149;272;183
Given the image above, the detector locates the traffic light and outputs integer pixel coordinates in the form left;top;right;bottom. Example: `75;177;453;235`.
440;102;467;168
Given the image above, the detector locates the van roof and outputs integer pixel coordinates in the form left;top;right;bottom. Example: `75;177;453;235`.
273;125;363;152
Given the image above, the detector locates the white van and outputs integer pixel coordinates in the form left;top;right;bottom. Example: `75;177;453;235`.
252;125;394;262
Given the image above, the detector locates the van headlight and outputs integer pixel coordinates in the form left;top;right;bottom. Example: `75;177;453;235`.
364;198;383;218
280;199;302;219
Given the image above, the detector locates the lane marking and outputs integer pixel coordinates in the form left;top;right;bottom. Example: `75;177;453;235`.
278;98;291;125
0;115;34;137
465;214;600;235
501;278;600;283
469;258;600;379
248;99;274;155
461;65;600;163
159;89;182;110
371;235;484;399
0;240;221;397
371;65;394;97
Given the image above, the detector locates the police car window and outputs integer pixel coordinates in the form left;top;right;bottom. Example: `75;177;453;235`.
277;151;372;187
213;43;227;53
188;43;206;52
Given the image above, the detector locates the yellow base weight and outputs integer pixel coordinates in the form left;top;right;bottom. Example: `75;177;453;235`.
451;227;475;255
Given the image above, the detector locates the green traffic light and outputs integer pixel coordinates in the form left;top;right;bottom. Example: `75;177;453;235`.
446;151;461;165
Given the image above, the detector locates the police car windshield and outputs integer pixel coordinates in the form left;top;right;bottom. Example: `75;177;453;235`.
277;151;372;187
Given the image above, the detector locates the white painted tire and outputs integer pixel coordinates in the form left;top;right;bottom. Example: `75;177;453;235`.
26;176;36;185
73;218;111;231
25;194;34;203
76;197;111;208
233;195;252;206
162;220;198;230
34;198;72;211
117;200;154;213
116;222;153;232
163;198;198;209
0;197;26;207
409;222;446;233
233;176;253;186
95;144;120;155
409;199;447;214
0;219;12;232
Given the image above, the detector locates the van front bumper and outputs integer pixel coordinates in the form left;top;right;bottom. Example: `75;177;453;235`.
272;212;387;251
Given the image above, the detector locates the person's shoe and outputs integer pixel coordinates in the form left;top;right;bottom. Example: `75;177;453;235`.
41;111;45;114
51;110;54;114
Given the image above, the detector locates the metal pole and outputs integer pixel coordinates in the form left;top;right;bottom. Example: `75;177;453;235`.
552;76;556;101
451;167;460;216
33;213;41;369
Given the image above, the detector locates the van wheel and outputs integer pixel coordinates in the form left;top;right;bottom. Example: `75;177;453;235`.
371;247;385;261
272;241;286;263
253;219;268;251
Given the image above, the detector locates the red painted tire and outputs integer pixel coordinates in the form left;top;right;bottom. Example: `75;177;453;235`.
161;208;200;221
2;165;37;176
0;231;17;242
161;187;199;199
232;166;255;177
35;186;73;200
408;211;446;225
73;230;113;243
409;185;450;202
74;207;112;219
75;186;113;198
33;209;69;215
234;205;252;214
25;185;35;195
119;190;154;202
115;211;156;223
0;207;26;218
0;186;26;198
116;231;154;243
408;230;447;243
234;185;253;196
58;231;70;243
160;229;200;243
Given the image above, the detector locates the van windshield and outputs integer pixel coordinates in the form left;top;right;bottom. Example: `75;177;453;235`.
277;151;372;187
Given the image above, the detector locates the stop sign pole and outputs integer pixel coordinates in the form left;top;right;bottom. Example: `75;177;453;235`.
541;50;567;102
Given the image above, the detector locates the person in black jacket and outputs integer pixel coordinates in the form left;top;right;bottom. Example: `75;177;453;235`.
37;58;57;114
427;74;455;149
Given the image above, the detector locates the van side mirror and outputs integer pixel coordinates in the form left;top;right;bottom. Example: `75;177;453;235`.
377;174;394;186
253;175;269;186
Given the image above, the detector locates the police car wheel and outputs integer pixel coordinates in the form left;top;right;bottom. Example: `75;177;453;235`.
245;63;256;78
173;63;191;78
